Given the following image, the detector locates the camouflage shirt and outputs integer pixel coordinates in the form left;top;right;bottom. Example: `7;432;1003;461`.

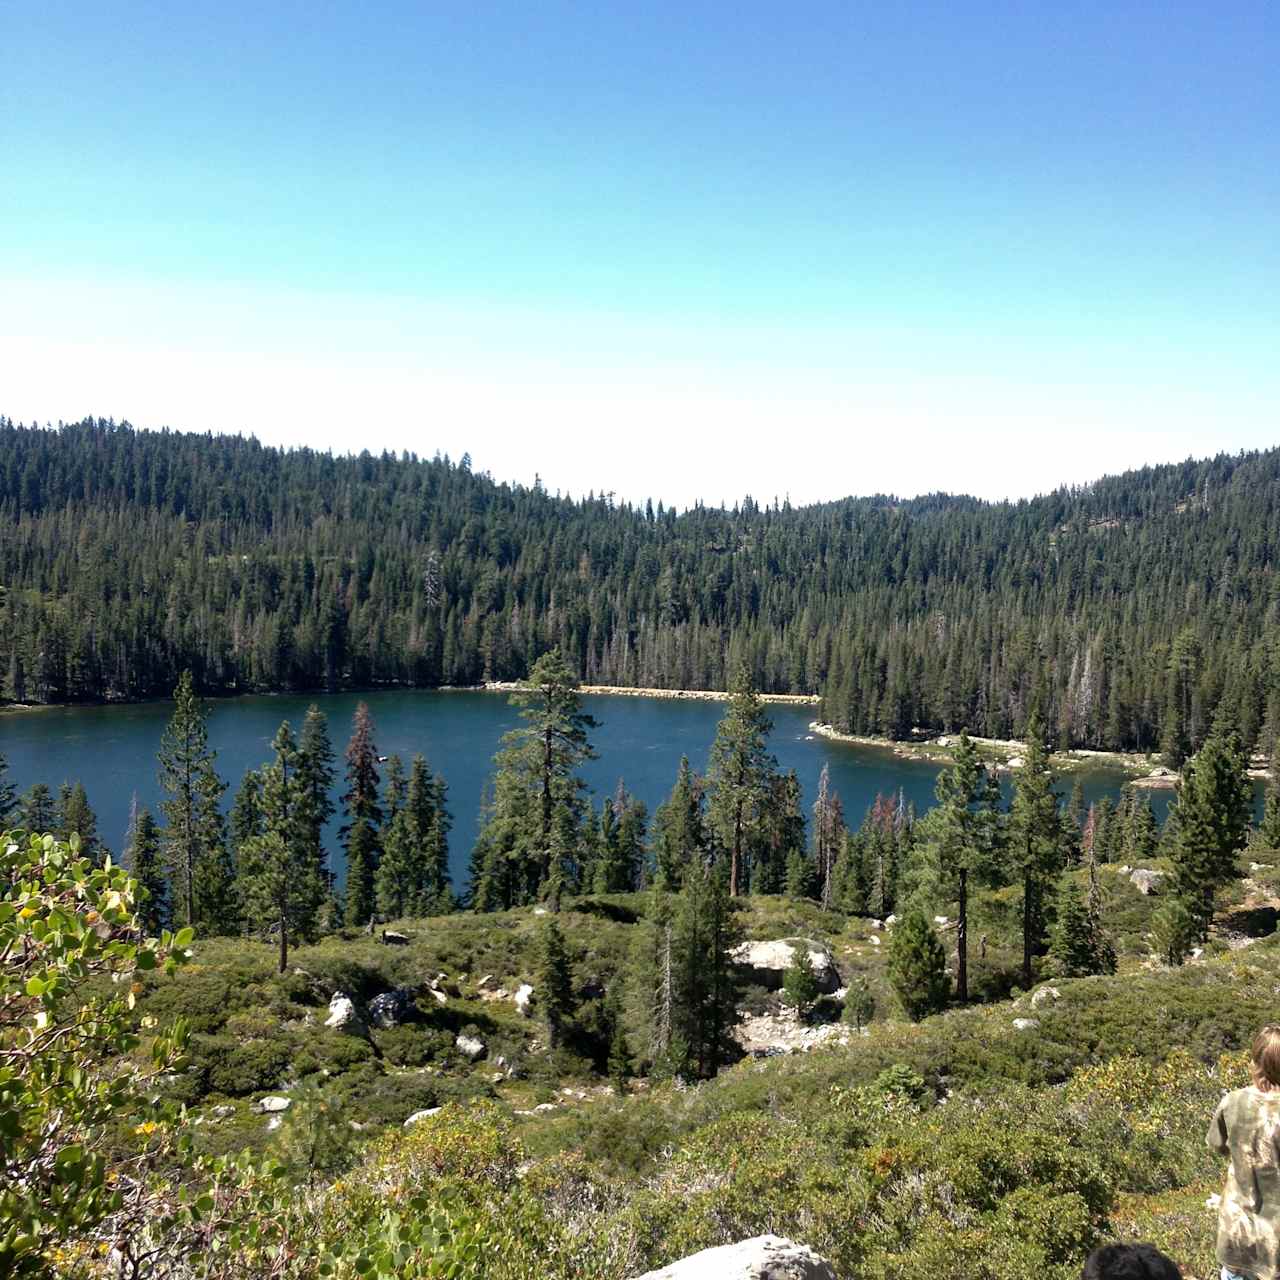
1208;1086;1280;1280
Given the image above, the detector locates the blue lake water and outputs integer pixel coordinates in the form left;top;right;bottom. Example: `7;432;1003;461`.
1;690;1191;888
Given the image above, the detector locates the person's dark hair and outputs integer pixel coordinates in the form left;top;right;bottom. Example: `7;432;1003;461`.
1082;1243;1181;1279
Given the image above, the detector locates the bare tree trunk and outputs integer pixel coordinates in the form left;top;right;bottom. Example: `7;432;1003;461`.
957;867;968;1002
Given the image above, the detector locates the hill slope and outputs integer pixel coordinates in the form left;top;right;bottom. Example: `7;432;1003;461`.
2;417;1278;755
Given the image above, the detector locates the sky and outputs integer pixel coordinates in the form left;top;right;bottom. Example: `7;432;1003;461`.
2;1;1277;509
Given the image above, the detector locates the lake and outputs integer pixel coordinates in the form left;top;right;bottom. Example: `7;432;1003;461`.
1;689;1182;889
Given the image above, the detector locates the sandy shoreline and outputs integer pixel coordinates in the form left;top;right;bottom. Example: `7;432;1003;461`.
808;720;1193;781
482;681;820;706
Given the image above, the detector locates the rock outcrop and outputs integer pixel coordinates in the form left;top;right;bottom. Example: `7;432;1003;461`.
368;987;415;1029
1129;869;1165;895
324;992;367;1036
455;1033;486;1061
515;983;535;1017
731;940;841;993
631;1234;837;1280
404;1107;442;1127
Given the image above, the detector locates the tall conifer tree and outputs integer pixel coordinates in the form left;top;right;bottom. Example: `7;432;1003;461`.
1008;717;1062;988
652;756;704;890
158;671;232;932
705;666;776;896
124;796;168;935
240;722;323;971
341;703;382;927
1168;726;1252;940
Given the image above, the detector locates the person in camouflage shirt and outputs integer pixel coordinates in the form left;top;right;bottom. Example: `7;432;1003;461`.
1208;1025;1280;1280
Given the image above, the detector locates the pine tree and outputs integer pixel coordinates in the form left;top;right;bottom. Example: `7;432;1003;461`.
341;703;382;927
383;755;407;820
842;976;875;1031
1007;717;1062;988
56;782;102;864
297;705;337;896
0;754;17;825
1067;777;1085;854
590;781;647;894
230;770;265;850
669;862;741;1078
536;917;575;1051
1049;876;1112;977
756;770;805;893
1124;792;1160;863
782;943;820;1022
887;910;950;1020
1161;628;1200;768
652;756;705;890
1082;822;1116;973
1168;726;1252;941
471;650;597;908
705;665;776;896
912;731;999;1002
240;722;323;970
812;764;846;908
784;849;812;900
625;891;677;1076
605;985;631;1095
157;671;231;932
373;753;450;918
1150;896;1199;966
17;784;55;833
123;797;168;934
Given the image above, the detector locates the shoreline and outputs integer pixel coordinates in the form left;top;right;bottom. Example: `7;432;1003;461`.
481;681;820;706
808;721;1189;782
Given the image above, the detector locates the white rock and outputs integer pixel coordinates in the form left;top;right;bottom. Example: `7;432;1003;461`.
515;983;535;1016
257;1095;292;1114
1119;865;1132;875
885;914;898;926
1030;986;1060;1009
933;915;949;926
455;1033;486;1060
266;1115;283;1132
427;987;448;1005
533;907;548;916
730;939;842;993
1251;862;1273;872
533;1102;558;1113
1006;756;1025;770
630;1234;837;1280
1012;1018;1040;1032
1129;868;1165;896
869;935;881;946
404;1107;442;1127
477;974;495;989
1190;947;1204;960
324;993;367;1035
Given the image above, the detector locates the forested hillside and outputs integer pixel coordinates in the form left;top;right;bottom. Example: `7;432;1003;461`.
3;417;1279;757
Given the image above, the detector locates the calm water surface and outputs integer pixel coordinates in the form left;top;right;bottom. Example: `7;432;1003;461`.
1;690;1182;888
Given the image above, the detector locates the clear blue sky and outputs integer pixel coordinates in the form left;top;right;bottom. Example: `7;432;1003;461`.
3;1;1277;506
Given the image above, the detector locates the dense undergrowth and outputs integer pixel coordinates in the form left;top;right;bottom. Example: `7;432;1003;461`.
91;865;1279;1278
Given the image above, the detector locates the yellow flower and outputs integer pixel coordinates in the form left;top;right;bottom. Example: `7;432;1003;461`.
134;1121;159;1136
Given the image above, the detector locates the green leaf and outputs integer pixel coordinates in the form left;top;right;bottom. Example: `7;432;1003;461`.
24;977;45;998
174;926;195;949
